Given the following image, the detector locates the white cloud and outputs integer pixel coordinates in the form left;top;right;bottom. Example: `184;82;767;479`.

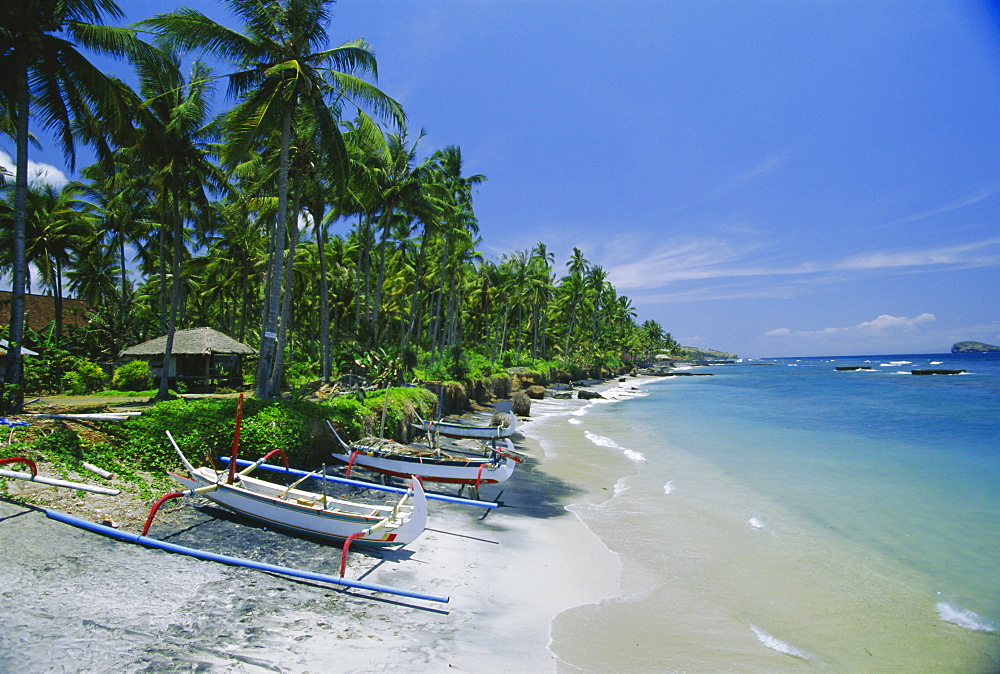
0;151;68;189
838;239;1000;271
606;236;1000;296
765;313;936;339
889;183;1000;227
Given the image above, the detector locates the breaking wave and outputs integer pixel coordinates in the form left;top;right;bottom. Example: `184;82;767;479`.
750;625;813;660
936;600;998;633
584;431;646;462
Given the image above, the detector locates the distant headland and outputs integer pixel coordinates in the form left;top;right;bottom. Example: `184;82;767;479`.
951;341;1000;353
680;346;738;360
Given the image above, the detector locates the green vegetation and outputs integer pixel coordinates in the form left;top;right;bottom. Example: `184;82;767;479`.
1;389;440;503
112;360;153;391
679;347;739;361
0;0;680;412
63;360;105;395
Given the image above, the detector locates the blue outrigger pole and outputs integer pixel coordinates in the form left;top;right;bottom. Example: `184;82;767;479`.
44;509;450;604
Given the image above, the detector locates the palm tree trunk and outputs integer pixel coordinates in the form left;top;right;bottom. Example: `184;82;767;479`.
531;303;540;359
157;191;183;399
254;107;293;398
158;225;167;335
315;208;332;383
268;190;301;396
402;232;429;349
370;212;393;345
2;66;30;412
565;301;579;365
430;232;450;357
53;259;64;349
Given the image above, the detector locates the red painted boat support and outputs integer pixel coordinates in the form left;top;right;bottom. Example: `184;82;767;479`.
227;393;246;484
0;457;37;476
344;450;361;478
475;463;485;493
147;446;289;536
340;531;364;577
142;492;185;535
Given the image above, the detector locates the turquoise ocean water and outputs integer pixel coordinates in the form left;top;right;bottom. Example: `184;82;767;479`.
527;353;1000;671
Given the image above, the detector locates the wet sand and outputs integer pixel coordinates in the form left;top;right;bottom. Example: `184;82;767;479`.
0;411;619;672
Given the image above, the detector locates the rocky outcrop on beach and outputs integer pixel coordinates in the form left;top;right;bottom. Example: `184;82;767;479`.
524;385;546;399
511;390;531;416
951;341;1000;353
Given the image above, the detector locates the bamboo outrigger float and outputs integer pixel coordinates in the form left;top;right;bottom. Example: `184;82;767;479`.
0;457;120;495
43;508;448;604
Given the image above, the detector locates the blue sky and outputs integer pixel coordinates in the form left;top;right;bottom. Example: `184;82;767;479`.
6;0;1000;357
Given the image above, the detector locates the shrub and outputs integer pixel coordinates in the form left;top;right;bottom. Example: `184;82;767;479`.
63;360;105;395
362;386;435;441
112;396;368;471
112;360;153;391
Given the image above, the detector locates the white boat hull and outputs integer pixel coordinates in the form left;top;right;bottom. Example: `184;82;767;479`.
172;468;426;547
416;412;517;440
330;446;515;485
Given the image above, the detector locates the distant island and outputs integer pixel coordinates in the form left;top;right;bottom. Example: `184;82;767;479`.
951;341;1000;353
680;346;738;361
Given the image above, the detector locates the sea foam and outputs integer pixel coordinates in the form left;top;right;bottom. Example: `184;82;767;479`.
584;431;646;462
936;600;998;633
663;481;675;495
750;625;813;660
748;517;765;529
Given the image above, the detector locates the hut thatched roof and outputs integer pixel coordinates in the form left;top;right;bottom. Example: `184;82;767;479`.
119;328;256;358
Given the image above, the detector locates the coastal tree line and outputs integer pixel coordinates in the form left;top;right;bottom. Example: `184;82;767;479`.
0;0;679;411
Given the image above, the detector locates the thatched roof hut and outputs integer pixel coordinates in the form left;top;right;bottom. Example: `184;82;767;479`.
119;328;255;390
120;327;256;358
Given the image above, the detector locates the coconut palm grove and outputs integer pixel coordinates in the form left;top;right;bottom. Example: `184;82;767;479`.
0;0;681;412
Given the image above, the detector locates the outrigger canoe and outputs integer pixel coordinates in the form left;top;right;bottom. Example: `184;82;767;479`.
327;421;516;495
413;410;517;441
162;426;426;549
171;465;427;547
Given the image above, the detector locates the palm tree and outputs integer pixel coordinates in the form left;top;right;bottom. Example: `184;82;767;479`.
126;51;223;398
142;0;403;398
66;237;121;309
8;182;97;346
561;247;589;363
367;128;440;345
0;0;151;411
527;243;555;358
427;145;485;355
